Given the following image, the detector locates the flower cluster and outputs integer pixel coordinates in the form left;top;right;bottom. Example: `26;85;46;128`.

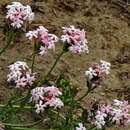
94;99;130;129
76;123;86;130
30;86;64;113
61;25;89;54
7;61;36;88
6;2;34;29
26;26;58;56
85;60;111;86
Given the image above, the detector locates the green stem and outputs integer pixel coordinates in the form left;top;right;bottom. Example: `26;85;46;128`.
31;41;37;73
88;126;97;130
0;104;66;120
20;89;31;107
77;89;90;101
3;119;42;127
38;48;65;86
78;80;95;101
78;86;96;101
0;89;19;114
50;109;66;120
56;109;60;123
0;28;15;56
0;104;32;109
11;128;56;130
11;96;26;104
11;127;42;130
22;42;37;106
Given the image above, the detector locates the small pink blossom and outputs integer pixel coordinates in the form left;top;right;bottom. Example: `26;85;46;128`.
76;123;86;130
30;87;44;103
94;99;130;129
100;104;112;113
44;97;64;109
61;25;89;54
30;86;64;114
7;61;36;88
35;100;45;114
6;2;34;29
43;86;62;97
95;111;107;129
26;26;58;56
85;60;111;86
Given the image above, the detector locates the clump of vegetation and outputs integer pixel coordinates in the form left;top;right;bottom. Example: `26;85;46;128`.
0;2;130;130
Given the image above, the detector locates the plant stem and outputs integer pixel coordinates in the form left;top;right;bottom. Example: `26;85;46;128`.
88;126;97;130
11;128;56;130
20;89;31;107
0;89;19;115
78;86;96;101
11;96;26;104
50;109;66;120
0;28;15;56
56;109;60;123
78;80;95;101
22;42;37;106
0;104;33;110
31;41;37;73
38;48;65;86
3;119;42;127
78;89;90;101
0;104;66;120
11;127;42;130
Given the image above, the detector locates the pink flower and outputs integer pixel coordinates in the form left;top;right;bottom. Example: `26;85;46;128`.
44;97;64;109
85;60;111;87
35;100;45;114
43;86;62;97
61;25;89;54
26;26;58;56
30;86;64;113
7;61;36;88
30;87;44;103
100;104;112;113
6;2;34;29
95;111;107;129
26;31;38;40
76;123;86;130
94;99;130;129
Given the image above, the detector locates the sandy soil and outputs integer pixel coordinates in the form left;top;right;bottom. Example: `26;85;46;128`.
0;0;130;129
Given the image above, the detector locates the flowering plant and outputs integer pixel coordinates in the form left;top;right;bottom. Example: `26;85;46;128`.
26;26;58;56
30;86;64;113
0;1;129;130
6;2;34;29
61;25;89;54
0;2;34;56
7;61;36;88
94;99;130;129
